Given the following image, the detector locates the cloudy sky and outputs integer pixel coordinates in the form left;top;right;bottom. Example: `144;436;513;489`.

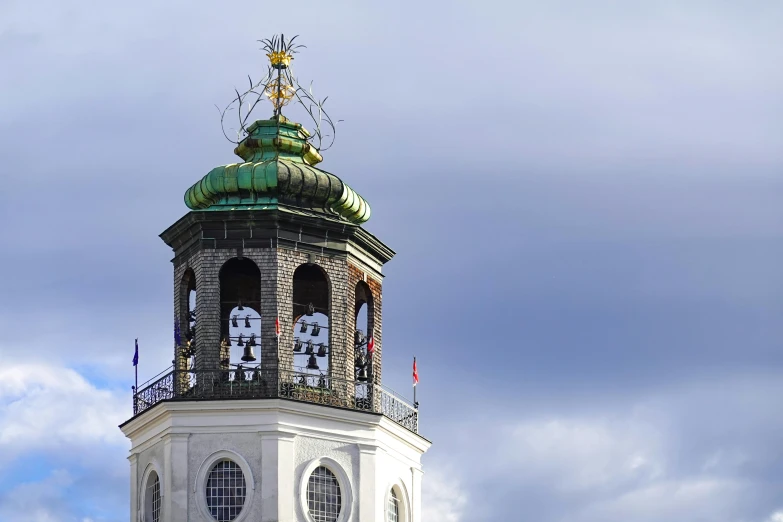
1;1;782;520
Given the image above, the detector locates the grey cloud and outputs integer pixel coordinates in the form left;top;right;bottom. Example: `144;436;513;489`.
0;1;781;520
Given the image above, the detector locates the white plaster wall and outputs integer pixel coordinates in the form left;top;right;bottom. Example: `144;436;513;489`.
122;400;430;522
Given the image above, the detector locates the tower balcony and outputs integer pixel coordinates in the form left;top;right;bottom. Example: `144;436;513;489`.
132;366;419;433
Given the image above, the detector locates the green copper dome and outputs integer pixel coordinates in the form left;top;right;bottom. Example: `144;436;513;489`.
184;116;371;224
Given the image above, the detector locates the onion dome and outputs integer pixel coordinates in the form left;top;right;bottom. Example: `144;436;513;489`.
184;115;371;224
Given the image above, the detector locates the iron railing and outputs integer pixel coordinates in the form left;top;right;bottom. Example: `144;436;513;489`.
133;367;419;433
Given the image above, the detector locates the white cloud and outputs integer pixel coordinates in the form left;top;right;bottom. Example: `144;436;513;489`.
0;364;128;460
0;363;129;521
767;511;783;522
422;466;467;522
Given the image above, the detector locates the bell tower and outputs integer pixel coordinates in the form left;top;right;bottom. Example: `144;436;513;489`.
120;35;429;522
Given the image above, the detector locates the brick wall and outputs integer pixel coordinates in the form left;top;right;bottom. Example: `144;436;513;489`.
165;211;390;390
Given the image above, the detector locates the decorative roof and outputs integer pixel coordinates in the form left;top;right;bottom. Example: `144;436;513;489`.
183;35;370;224
184;116;370;224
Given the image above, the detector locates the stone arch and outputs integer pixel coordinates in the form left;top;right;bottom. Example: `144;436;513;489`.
219;258;261;370
354;280;374;341
293;263;331;375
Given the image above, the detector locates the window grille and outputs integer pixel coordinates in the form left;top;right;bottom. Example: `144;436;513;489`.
387;488;399;522
147;472;161;522
307;466;342;522
205;460;247;521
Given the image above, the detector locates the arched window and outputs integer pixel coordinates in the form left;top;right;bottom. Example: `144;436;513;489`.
219;258;261;367
205;459;247;521
386;487;399;522
144;470;161;522
293;264;330;375
306;466;341;522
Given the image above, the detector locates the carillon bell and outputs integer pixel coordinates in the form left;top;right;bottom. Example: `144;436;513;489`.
189;310;196;322
299;321;308;333
356;367;368;382
249;333;257;347
237;300;244;311
307;354;319;370
232;315;239;328
224;336;232;347
237;334;245;347
304;340;314;355
318;374;326;388
241;344;256;362
293;338;303;352
311;322;321;337
316;343;327;357
244;315;251;328
306;302;315;316
354;329;365;347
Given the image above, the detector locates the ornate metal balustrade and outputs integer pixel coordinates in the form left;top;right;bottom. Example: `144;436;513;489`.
133;367;419;433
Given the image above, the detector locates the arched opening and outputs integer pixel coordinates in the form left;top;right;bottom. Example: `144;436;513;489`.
220;258;261;369
185;269;196;368
226;305;262;365
292;264;330;376
176;268;197;386
354;281;374;383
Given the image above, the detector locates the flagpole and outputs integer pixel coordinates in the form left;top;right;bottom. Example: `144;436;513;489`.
134;338;138;414
413;356;417;406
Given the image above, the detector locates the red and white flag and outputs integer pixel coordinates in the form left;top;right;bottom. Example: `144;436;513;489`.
367;336;375;355
413;357;419;387
275;317;281;337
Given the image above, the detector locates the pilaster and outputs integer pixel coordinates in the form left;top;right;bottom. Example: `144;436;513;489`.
259;430;296;522
128;453;138;522
358;443;379;522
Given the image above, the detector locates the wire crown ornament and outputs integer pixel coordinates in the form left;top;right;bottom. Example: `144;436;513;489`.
217;34;340;152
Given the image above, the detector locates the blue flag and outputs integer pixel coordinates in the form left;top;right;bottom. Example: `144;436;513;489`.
132;338;139;367
174;319;182;347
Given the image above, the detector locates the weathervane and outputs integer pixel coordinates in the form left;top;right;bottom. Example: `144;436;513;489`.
217;34;340;151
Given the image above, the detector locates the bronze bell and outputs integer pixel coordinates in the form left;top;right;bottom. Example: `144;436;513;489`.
304;340;314;355
237;334;245;347
241;345;256;362
310;322;321;337
316;343;327;357
237;300;244;311
306;302;315;316
244;315;251;328
299;321;308;333
249;333;257;347
318;374;326;388
293;337;303;352
307;354;319;370
232;315;239;328
356;367;368;382
354;329;365;347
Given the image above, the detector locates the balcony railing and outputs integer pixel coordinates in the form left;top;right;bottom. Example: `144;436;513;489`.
133;367;419;433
